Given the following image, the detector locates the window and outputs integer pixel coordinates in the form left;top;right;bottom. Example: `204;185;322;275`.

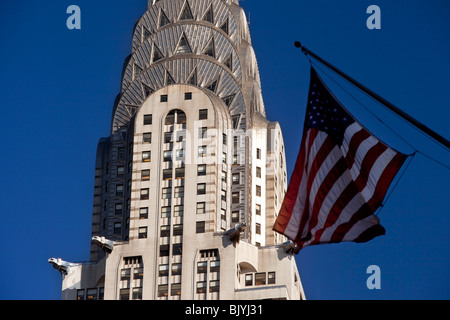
245;274;253;286
196;202;206;214
138;227;147;239
256;166;261;178
143;132;151;143
255;273;266;285
173;243;182;255
77;289;85;300
142;151;151;162
255;204;261;216
161;206;171;218
255;223;261;235
163;168;172;180
121;268;131;281
139;207;148;219
120;288;130;300
198;145;207;157
256;185;261;197
223;133;227;145
164;132;173;143
174;205;183;217
117;166;124;177
173;224;183;236
210;260;220;272
175;34;192;54
268;272;276;284
159;264;169;277
221;190;226;202
143;114;152;125
231;211;239;223
116;184;123;196
118;147;125;160
160;244;169;257
160;225;170;237
197;261;207;273
99;287;104;300
160;94;168;102
141;169;150;181
232;192;239;204
232;173;239;184
175;186;184;198
196;221;205;233
172;263;182;275
171;283;181;296
115;203;122;215
197;183;206;195
132;287;143;300
185;92;192;100
256;148;261;159
114;222;121;234
199;109;208;120
140;188;149;200
209;280;220;293
197;281;207;293
158;284;168;297
162;187;171;199
176;149;185;161
163;150;172;162
197;164;206;176
175;167;185;179
198;127;207;139
222;152;227;164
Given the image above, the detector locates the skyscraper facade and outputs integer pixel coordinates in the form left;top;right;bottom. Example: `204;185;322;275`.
49;0;305;300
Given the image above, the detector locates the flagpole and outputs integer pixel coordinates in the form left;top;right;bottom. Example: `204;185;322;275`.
294;41;450;150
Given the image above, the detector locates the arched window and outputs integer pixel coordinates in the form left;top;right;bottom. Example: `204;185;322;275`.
165;109;186;125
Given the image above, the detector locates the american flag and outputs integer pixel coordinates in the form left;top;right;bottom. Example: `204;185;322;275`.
273;67;407;251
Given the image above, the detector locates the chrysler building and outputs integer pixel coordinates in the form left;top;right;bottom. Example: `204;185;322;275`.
49;0;305;300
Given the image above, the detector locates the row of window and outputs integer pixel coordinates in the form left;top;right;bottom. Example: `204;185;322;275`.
141;108;208;128
244;272;276;287
77;287;104;300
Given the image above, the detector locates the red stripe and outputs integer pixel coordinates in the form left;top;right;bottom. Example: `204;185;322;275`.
344;128;371;167
273;129;309;234
354;142;387;192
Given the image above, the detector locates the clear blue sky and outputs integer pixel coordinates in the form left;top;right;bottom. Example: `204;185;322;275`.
0;0;449;300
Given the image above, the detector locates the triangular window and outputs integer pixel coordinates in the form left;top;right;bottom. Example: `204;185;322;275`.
165;69;176;85
202;5;214;24
133;63;143;80
174;34;192;54
203;37;215;58
141;83;154;99
222;94;236;107
179;1;194;21
141;26;151;43
159;9;170;28
223;54;232;71
206;78;219;93
187;68;197;85
220;19;229;35
152;43;164;63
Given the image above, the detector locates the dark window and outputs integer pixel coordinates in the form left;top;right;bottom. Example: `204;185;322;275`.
268;272;276;284
197;261;207;273
140;188;149;200
139;207;148;219
160;225;170;237
143;114;152;125
172;243;182;255
120;288;130;300
171;283;181;296
197;164;206;176
160;244;169;257
173;224;183;236
199;109;208;120
196;202;206;214
255;272;266;285
197;183;206;195
185;92;192;100
143;132;151;143
138;227;147;239
196;221;205;233
158;285;168;297
160;94;168;102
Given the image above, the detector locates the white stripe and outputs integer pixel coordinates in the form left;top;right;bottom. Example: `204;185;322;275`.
341;122;363;158
306;131;328;173
360;148;396;201
342;214;381;242
349;136;379;180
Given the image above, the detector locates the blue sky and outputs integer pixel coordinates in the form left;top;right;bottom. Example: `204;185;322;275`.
0;0;449;300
